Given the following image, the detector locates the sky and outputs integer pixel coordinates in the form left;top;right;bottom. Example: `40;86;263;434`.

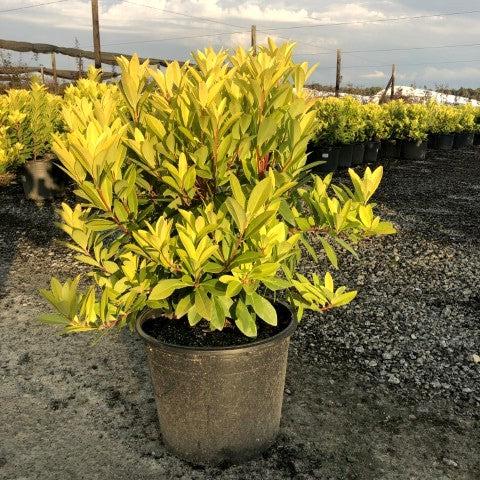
1;0;480;88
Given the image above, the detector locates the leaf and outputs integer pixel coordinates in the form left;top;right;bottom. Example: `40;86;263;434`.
246;177;272;217
249;292;277;326
257;116;277;147
330;290;357;307
235;299;257;337
149;279;185;301
324;272;334;292
210;297;226;330
320;237;338;269
194;287;211;320
262;277;291;291
38;313;68;325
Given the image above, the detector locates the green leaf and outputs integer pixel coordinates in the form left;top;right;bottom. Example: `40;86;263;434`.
39;313;68;325
210;297;226;330
235;300;257;337
248;292;277;326
149;279;185;301
194;287;211;320
320;237;338;269
262;277;291;291
246;177;272;217
331;290;357;307
257;116;277;147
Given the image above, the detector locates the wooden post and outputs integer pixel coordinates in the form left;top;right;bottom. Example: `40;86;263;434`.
390;64;396;99
91;0;102;69
251;25;257;55
40;66;45;84
335;49;342;97
51;53;58;92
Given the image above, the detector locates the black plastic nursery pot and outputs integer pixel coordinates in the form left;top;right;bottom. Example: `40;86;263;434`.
401;139;428;160
136;302;297;466
21;157;64;202
474;133;480;146
453;132;474;149
430;133;454;151
312;144;339;173
379;139;401;159
364;141;380;164
337;143;354;168
351;142;365;166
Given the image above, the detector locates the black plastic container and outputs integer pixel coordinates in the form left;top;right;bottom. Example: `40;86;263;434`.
351;142;365;166
379;139;401;159
474;133;480;146
337;144;353;168
401;139;427;160
453;132;474;149
21;158;64;202
364;141;380;164
430;133;454;150
307;143;339;173
137;303;296;466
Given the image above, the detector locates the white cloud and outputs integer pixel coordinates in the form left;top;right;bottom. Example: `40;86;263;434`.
361;70;386;78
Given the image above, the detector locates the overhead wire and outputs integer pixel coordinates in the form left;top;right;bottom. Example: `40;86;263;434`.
0;0;68;14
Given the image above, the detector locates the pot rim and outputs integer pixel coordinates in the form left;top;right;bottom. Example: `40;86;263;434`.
136;299;297;354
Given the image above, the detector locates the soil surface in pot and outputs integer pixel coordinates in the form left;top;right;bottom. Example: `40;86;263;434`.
1;146;480;480
142;312;290;348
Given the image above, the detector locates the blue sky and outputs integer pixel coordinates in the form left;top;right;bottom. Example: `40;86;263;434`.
1;0;479;88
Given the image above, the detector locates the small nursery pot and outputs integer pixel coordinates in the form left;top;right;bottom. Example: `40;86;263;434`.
431;133;454;151
453;132;474;149
21;157;64;202
364;141;380;164
379;139;401;159
309;144;339;173
351;142;365;166
401;139;427;160
337;143;354;168
137;302;296;466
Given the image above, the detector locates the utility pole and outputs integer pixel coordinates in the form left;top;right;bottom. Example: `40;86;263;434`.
335;49;342;97
91;0;102;69
390;64;396;99
251;25;257;55
50;53;57;93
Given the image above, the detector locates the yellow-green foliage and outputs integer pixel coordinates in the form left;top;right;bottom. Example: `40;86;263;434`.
428;102;460;135
383;100;431;141
40;41;395;337
362;103;389;141
454;104;477;133
0;82;62;170
314;96;366;145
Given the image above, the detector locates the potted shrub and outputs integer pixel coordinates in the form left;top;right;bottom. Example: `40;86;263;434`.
0;119;28;187
314;97;360;168
397;103;430;160
453;104;476;149
428;102;459;150
362;103;388;164
380;100;404;159
474;107;480;145
39;43;395;466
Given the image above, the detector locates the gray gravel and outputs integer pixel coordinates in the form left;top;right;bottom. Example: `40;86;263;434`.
1;147;479;479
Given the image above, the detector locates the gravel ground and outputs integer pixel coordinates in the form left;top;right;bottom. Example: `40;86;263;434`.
1;148;479;480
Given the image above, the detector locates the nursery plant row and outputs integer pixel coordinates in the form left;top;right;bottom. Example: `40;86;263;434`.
310;97;480;172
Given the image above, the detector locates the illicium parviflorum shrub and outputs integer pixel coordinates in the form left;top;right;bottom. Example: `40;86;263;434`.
41;41;395;337
454;104;477;133
314;96;365;146
362;103;389;142
428;102;460;135
384;100;431;141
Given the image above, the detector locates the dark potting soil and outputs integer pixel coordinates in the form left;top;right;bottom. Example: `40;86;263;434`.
142;307;292;348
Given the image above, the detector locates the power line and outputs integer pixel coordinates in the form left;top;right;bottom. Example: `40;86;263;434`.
100;30;249;48
264;9;480;32
299;42;480;56
322;59;480;70
0;0;68;14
